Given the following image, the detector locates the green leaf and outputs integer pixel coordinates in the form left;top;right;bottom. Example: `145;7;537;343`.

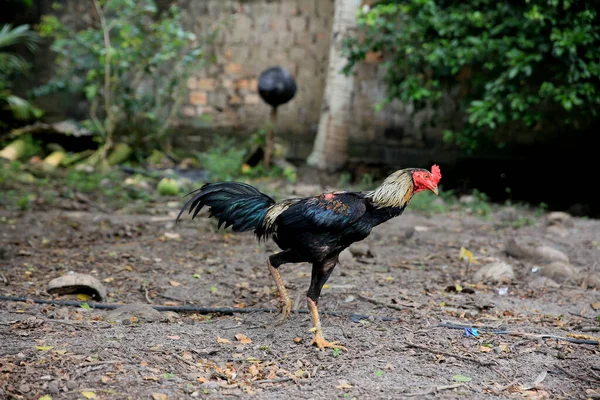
80;302;91;311
453;374;472;382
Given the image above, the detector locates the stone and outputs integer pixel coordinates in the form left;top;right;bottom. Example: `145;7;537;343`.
546;211;572;226
47;273;107;301
200;381;220;391
106;303;164;323
48;381;59;394
546;225;569;237
459;195;476;204
339;249;353;264
539;261;577;283
528;276;560;289
349;243;374;258
580;273;600;289
472;262;515;283
535;246;569;263
66;380;78;390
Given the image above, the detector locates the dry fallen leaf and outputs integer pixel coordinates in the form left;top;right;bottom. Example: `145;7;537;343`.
235;333;252;344
217;336;231;344
81;391;97;399
182;351;192;360
169;280;181;287
336;381;353;390
167;335;180;340
35;345;54;351
248;364;260;376
498;343;510;353
151;393;168;400
103;277;115;283
591;302;600;310
39;396;52;400
479;346;493;353
144;376;160;381
293;337;303;343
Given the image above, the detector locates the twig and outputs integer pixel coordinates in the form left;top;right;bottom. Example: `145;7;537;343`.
404;383;467;397
0;272;9;285
252;376;294;385
172;353;198;368
568;312;595;320
142;283;153;304
77;360;129;367
554;364;600;384
406;342;495;366
357;294;414;312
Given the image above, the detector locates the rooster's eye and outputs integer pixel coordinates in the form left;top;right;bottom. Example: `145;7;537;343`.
424;175;429;179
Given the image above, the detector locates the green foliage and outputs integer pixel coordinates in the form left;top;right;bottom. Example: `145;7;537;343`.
197;139;247;181
343;1;600;151
0;24;42;123
37;0;220;155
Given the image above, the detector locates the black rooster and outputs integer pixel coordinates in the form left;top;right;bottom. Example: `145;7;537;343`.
177;166;441;349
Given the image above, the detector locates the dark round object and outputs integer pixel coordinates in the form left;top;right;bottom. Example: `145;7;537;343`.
257;66;297;108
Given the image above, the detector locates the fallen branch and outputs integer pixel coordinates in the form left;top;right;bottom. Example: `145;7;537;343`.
0;295;403;323
404;383;467;397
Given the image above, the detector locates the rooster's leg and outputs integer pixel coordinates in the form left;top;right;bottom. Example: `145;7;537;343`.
267;258;292;323
307;260;346;350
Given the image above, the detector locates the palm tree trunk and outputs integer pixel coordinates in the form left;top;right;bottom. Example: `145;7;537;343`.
307;0;361;172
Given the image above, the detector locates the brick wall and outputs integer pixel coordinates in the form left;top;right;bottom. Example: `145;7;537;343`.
178;0;335;138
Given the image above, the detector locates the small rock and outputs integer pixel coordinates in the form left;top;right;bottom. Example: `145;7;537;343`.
414;225;429;232
546;225;569;237
200;381;220;391
339;249;353;264
472;262;515;283
459;195;476;204
546;211;571;226
349;243;374;258
528;276;560;289
505;238;569;263
539;261;577;283
106;303;164;323
580;273;600;289
18;384;30;393
534;246;569;263
47;272;107;301
66;380;78;390
48;381;59;394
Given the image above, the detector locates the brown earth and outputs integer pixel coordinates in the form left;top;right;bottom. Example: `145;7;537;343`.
1;188;600;399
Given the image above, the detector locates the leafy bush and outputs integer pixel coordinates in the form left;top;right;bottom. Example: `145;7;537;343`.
37;0;220;164
343;1;600;151
0;24;42;124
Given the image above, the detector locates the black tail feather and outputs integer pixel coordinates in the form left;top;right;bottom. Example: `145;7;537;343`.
176;182;275;234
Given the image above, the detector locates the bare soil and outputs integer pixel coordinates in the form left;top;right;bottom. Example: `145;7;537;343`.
1;191;599;399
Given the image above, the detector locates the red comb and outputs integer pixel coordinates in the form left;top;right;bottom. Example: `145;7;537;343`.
431;164;441;185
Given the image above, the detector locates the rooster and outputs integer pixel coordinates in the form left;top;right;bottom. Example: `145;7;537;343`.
177;165;441;350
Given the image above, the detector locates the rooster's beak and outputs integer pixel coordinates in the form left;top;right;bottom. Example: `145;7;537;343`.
430;186;439;195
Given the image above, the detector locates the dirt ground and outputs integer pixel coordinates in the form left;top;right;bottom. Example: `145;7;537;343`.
1;186;600;399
